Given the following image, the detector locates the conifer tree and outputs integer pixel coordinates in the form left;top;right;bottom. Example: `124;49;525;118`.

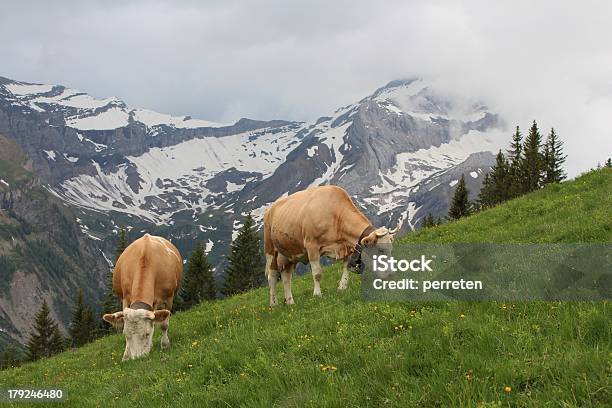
543;128;567;184
477;173;493;209
50;326;65;354
507;126;523;165
81;307;96;343
223;213;264;296
507;126;524;197
0;346;23;370
100;227;127;332
26;301;60;361
521;120;544;192
178;242;216;310
70;290;84;346
422;213;436;228
448;175;472;220
70;290;96;347
478;150;510;208
115;227;128;261
606;158;612;168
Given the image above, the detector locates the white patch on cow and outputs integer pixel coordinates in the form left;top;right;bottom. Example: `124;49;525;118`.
310;261;323;297
338;262;350;290
266;254;278;306
121;308;156;361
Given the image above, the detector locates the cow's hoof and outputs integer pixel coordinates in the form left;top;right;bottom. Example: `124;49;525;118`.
313;291;322;297
270;300;278;307
338;284;348;290
161;338;170;350
285;298;295;305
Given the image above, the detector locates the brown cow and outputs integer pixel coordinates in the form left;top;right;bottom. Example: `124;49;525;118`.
102;233;182;361
264;185;401;306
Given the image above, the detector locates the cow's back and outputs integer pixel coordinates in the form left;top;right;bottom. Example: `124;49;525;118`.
113;234;182;308
266;186;360;257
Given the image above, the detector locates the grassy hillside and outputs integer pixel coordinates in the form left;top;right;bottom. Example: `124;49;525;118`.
1;169;610;407
403;167;611;244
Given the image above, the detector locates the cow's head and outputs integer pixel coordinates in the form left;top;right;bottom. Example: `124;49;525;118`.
103;308;170;361
361;220;402;250
360;220;403;277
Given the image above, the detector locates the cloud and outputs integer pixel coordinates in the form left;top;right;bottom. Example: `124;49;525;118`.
1;0;611;175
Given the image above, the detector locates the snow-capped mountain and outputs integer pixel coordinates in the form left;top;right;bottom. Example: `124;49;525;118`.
0;75;504;256
0;75;505;343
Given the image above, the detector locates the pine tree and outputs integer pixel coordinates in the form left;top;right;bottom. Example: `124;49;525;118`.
478;150;510;208
100;227;127;333
178;242;216;310
521;120;544;192
448;175;472;220
507;126;524;197
70;289;85;347
70;290;97;347
422;213;436;228
26;301;61;361
543;128;567;184
507;126;523;165
606;158;612;168
81;307;96;343
0;346;23;370
49;326;65;354
115;227;128;261
223;213;264;296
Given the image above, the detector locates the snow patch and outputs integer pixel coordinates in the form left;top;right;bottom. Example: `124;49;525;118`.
43;150;57;161
5;83;53;95
306;145;318;158
204;239;214;254
65;107;129;130
64;154;79;163
133;109;225;129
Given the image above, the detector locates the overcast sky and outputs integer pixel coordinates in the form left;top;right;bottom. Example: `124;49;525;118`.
2;0;611;175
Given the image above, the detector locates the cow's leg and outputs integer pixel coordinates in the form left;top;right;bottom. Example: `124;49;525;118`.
281;263;295;305
160;316;170;349
266;254;279;306
338;261;351;290
307;247;323;297
159;299;172;349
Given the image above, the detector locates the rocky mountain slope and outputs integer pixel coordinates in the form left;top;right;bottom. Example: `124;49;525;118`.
0;75;504;344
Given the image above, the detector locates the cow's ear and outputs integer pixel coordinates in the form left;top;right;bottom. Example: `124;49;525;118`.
153;310;171;322
103;311;124;324
361;231;378;247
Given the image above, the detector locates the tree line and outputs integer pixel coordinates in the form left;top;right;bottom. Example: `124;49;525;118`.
2;214;265;369
423;121;573;226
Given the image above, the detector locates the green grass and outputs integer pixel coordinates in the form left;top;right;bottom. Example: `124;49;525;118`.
1;169;610;407
402;168;611;244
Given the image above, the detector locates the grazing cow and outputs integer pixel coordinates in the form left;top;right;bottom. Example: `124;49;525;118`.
103;233;182;361
264;185;401;306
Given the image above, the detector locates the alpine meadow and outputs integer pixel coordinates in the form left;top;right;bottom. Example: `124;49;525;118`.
1;168;610;407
